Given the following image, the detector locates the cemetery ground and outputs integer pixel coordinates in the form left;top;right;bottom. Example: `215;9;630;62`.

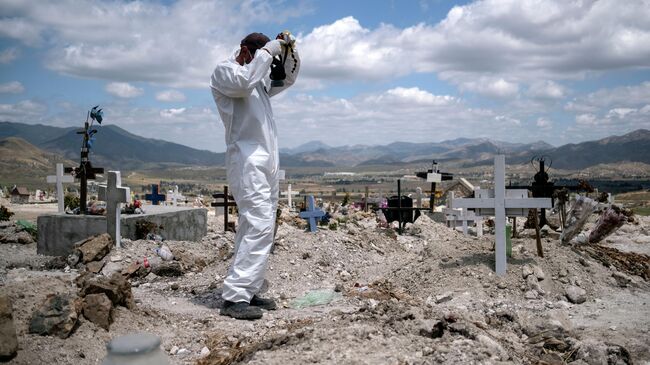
1;198;650;365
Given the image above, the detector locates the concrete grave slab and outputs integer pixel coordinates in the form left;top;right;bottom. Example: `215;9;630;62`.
37;205;207;256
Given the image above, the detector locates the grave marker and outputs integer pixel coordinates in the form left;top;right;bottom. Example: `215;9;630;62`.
168;186;184;206
450;155;552;275
299;195;325;233
98;171;130;248
47;163;74;213
211;186;237;232
443;201;482;237
145;184;166;205
281;184;299;209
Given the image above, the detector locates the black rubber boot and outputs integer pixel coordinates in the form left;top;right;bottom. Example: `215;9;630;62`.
250;295;277;310
220;301;263;320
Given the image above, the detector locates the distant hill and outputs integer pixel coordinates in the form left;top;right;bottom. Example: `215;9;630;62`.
0;137;75;189
0;121;226;170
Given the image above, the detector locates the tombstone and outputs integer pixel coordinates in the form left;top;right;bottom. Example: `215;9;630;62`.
450;155;551;275
47;163;75;213
145;184;166;205
167;186;184;206
299;195;325;233
212;186;237;232
281;184;299;210
98;171;131;248
443;202;482;237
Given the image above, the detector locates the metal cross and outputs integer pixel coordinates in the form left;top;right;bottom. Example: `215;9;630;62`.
211;186;237;232
145;184;166;205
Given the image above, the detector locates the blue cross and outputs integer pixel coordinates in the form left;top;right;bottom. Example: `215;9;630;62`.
145;184;166;205
299;195;325;233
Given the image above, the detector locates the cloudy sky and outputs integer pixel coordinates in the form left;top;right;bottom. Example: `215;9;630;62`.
1;0;649;152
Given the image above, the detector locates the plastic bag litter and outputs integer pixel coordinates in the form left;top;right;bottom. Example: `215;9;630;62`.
290;289;339;309
561;196;598;244
588;206;627;243
155;245;174;261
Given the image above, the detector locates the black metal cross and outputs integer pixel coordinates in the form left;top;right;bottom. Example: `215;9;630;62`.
211;186;237;232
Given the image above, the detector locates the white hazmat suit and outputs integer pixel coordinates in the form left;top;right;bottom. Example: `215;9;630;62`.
210;42;300;303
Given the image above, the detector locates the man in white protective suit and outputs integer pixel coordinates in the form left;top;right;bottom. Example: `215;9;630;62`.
210;32;300;320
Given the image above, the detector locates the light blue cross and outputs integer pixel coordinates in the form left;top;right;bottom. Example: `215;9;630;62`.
299;195;325;233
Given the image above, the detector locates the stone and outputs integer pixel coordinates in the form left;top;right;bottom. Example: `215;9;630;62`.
169;346;179;355
447;322;473;339
558;268;568;277
82;293;113;330
86;260;106;274
524;290;538;299
574;339;608;365
526;274;542;292
533;265;545;280
496;282;507;289
522;264;534;278
477;334;507;360
435;291;453;304
29;294;80;339
0;231;34;245
0;295;18;360
418;320;445;338
200;346;210;357
151;261;184;277
77;272;135;309
76;233;113;263
612;271;631;287
565;285;587;304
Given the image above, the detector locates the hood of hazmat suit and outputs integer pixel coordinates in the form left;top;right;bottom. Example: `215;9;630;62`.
210;45;300;303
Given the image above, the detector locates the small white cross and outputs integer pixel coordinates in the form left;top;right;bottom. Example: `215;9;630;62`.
168;185;184;206
281;184;299;209
98;171;131;248
46;163;74;214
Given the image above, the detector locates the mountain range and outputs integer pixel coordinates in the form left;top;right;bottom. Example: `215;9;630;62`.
1;121;649;170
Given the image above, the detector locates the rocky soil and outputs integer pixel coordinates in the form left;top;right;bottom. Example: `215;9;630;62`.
0;200;649;365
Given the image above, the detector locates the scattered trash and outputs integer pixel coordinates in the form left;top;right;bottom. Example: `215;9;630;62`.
290;289;338;309
561;196;598;244
155;245;174;261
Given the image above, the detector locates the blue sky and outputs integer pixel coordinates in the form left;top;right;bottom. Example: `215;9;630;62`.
1;0;649;152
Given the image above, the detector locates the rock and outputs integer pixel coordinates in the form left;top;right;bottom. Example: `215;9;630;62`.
612;271;631;287
558;268;568;277
496;282;507;289
110;255;123;263
477;334;508;360
565;285;587;304
526;274;542;293
200;346;210;357
435;291;453;304
524;290;539;299
0;295;18;360
533;265;545;280
75;234;113;263
82;293;113;330
86;260;106;274
170;283;180;290
176;348;191;356
574;339;608;365
447;322;473;339
151;261;184;277
418;319;445;338
77;272;135;309
29;294;80;339
169;346;179;355
522;265;534;278
43;256;68;270
0;231;34;245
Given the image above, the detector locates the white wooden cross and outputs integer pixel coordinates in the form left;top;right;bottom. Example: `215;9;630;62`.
46;163;74;214
415;187;423;208
450;155;551;275
443;201;482;237
281;184;299;209
98;171;131;248
168;185;184;206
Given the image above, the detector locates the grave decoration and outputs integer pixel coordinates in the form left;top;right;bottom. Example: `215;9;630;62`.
64;106;105;215
98;171;130;248
506;156;588;228
299;195;326;233
47;163;75;214
450;155;552;275
145;184;166;205
443;200;483;237
211;186;237;232
416;160;453;212
381;179;431;234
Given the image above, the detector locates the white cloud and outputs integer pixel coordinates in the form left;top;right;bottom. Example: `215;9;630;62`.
528;81;565;99
0;100;47;120
0;47;19;64
0;81;25;94
160;108;186;118
459;78;519;98
566;81;650;112
536;117;552;129
105;82;143;98
156;90;186;102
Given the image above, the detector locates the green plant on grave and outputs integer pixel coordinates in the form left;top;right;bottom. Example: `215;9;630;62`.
64;194;80;211
0;205;14;221
342;192;351;206
328;221;338;230
16;220;37;240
